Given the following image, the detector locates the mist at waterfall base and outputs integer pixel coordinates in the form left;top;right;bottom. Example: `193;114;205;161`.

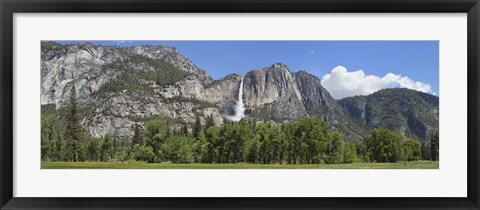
224;78;246;122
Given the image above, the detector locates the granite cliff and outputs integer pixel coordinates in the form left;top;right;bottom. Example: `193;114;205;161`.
41;42;438;142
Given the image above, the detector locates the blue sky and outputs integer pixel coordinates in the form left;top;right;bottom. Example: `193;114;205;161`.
54;40;439;99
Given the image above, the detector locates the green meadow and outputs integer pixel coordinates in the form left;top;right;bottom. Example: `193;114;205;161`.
42;161;438;169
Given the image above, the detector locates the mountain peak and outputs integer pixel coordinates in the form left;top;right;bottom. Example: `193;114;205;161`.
222;73;242;81
245;63;290;77
271;63;288;69
75;42;95;48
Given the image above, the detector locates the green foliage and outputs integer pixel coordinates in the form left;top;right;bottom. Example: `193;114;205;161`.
181;122;189;137
41;104;57;116
63;84;83;162
166;96;214;109
95;55;192;99
290;118;331;164
130;144;155;163
193;115;202;139
194;131;209;163
234;120;254;163
354;143;369;162
205;114;214;129
256;122;286;164
127;55;192;87
144;118;170;162
41;114;56;141
203;120;256;164
343;143;358;163
85;138;100;161
41;114;56;161
42;104;436;165
339;88;439;142
205;126;221;163
365;129;402;163
162;136;195;163
246;141;259;163
402;138;422;161
430;132;439;161
99;135;114;162
42;160;439;169
51;140;63;162
328;132;345;164
93;70;153;99
131;124;143;145
421;142;431;160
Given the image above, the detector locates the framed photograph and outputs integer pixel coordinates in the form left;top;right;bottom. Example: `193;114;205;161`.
1;0;479;209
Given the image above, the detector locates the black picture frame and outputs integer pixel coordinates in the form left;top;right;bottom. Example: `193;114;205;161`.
1;0;479;209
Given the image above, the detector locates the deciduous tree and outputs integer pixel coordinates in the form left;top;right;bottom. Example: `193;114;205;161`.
365;129;402;163
402;138;421;161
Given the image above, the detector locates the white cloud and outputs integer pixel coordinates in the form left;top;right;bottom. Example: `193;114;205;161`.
321;66;433;99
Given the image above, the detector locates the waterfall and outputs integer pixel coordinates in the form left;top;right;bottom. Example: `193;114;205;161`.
234;78;246;120
225;78;245;122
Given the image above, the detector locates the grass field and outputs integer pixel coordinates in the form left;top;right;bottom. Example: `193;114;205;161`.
42;161;438;169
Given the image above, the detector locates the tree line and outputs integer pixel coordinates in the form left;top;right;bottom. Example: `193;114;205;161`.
41;85;439;164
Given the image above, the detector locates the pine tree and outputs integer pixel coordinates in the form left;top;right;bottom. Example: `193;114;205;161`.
100;134;114;162
193;115;202;139
421;142;431;160
131;124;143;145
63;84;82;162
205;114;214;129
430;132;439;161
181;122;189;136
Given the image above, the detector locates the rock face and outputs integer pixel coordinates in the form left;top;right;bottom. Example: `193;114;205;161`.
243;63;308;121
41;42;439;143
203;74;243;116
338;88;439;142
41;41;212;107
41;41;221;140
243;63;366;141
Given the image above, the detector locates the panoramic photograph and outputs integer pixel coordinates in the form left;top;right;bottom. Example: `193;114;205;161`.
40;41;439;169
